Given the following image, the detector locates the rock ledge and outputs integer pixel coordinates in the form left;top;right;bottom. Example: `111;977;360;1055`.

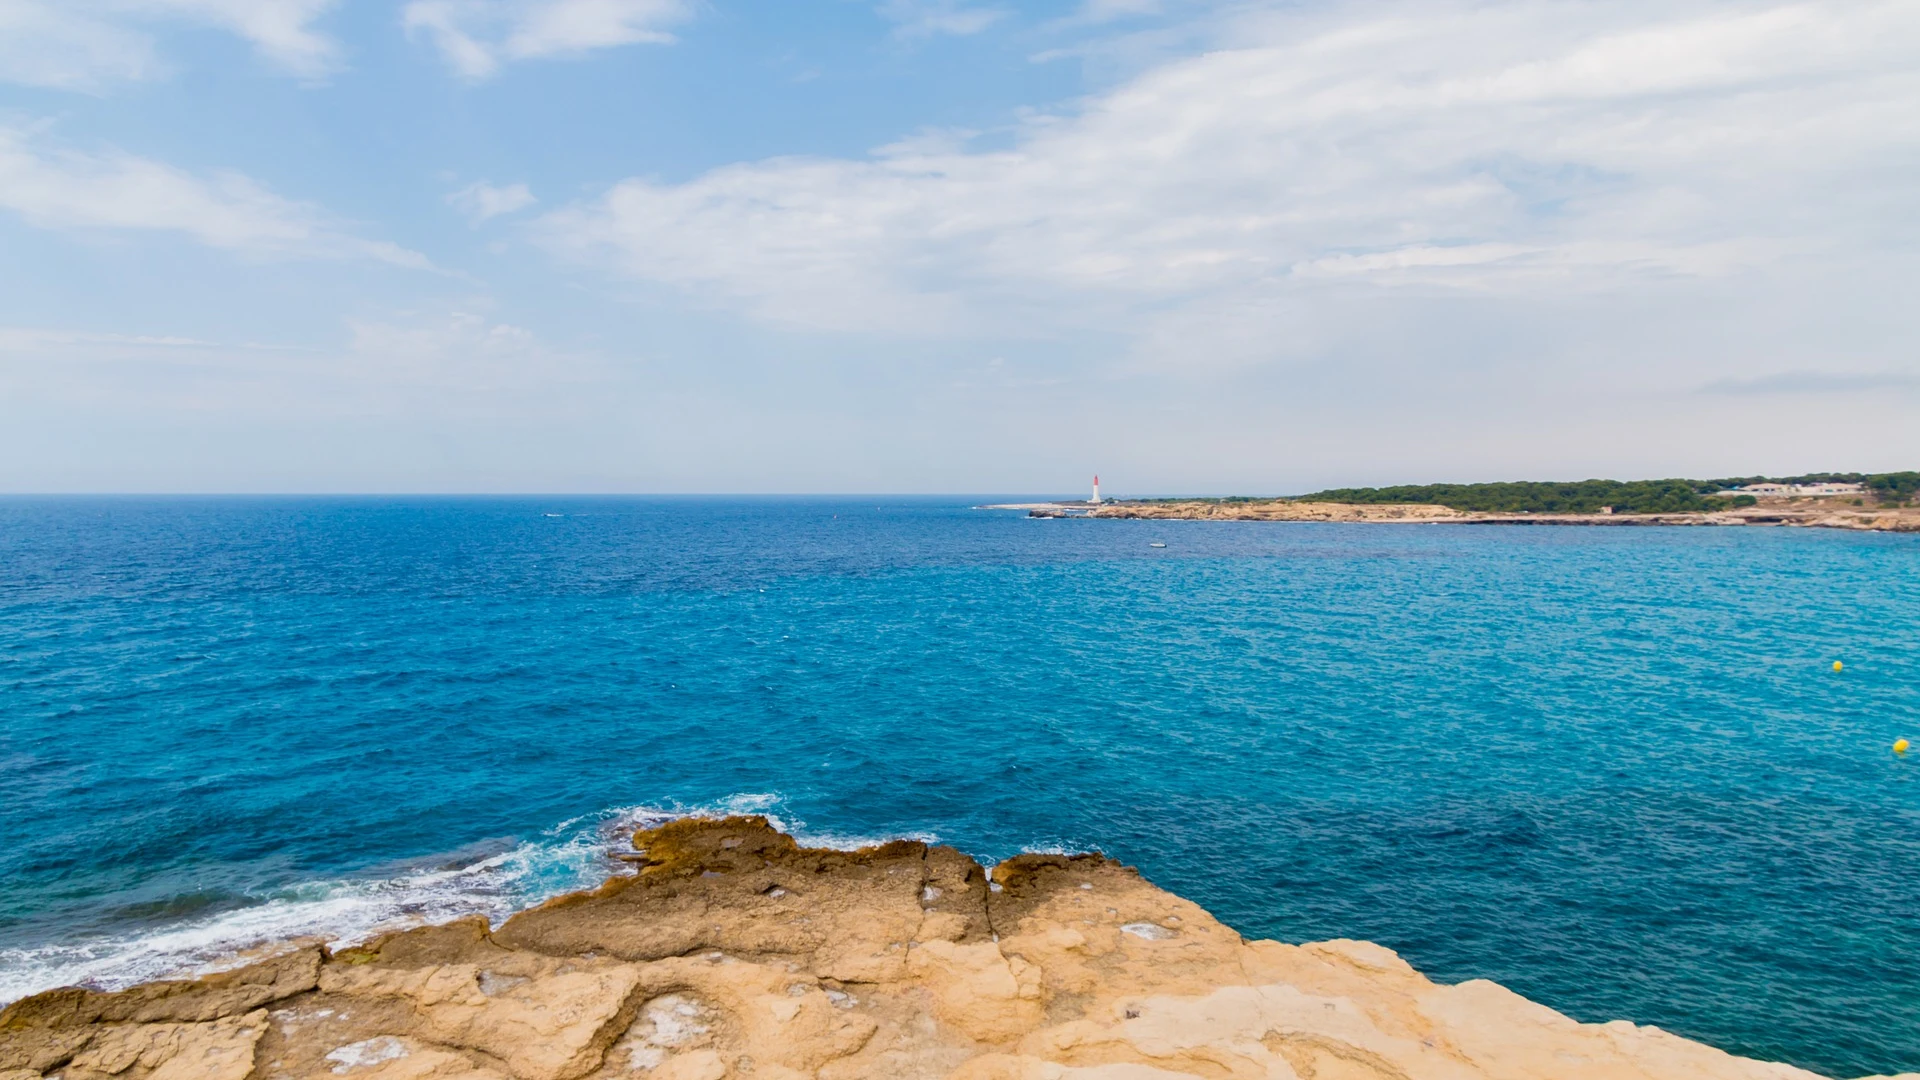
2;817;1906;1080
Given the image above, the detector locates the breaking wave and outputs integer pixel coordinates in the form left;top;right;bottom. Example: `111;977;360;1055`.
0;794;917;1006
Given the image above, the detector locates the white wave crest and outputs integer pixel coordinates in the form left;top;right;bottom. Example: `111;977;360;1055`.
0;794;925;1006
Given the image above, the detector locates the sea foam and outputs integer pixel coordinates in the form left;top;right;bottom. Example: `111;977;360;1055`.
0;794;908;1006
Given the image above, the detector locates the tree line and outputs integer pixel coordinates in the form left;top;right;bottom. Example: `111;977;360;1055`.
1290;473;1919;513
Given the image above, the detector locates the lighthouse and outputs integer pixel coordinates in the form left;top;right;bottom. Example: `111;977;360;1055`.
1091;475;1102;505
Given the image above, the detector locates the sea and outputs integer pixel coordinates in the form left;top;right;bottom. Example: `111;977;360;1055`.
1;497;1916;1078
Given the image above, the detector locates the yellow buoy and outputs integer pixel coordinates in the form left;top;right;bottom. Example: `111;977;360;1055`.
1833;660;1844;672
1896;739;1910;754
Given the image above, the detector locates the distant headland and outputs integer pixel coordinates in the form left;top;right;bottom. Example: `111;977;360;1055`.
984;473;1920;532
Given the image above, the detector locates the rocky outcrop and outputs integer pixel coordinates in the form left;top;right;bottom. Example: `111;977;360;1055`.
3;818;1910;1080
1089;502;1469;523
1087;500;1920;531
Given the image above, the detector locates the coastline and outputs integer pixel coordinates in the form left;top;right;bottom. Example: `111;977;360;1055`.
985;500;1920;532
4;817;1910;1080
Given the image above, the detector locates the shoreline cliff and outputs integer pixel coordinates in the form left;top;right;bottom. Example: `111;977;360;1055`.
1075;501;1920;532
3;817;1909;1080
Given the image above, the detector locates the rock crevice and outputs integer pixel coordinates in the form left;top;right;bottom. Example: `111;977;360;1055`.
3;818;1906;1080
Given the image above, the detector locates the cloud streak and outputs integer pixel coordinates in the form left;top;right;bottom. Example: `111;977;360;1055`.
448;180;537;223
139;0;340;75
0;126;426;266
0;0;340;88
1700;371;1920;396
877;0;1006;39
403;0;690;79
537;0;1920;367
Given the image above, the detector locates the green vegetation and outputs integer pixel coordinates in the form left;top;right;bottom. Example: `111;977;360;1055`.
1295;479;1721;514
1288;472;1919;513
1867;472;1920;504
1710;471;1920;506
1127;496;1278;505
1122;471;1918;513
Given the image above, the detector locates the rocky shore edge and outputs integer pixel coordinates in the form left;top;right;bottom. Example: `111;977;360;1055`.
1080;501;1920;532
3;817;1909;1080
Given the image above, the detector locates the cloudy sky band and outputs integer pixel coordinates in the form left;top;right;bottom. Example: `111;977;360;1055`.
0;0;1914;491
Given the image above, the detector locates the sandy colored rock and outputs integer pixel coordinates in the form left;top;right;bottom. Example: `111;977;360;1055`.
1090;501;1467;523
64;1010;268;1080
3;817;1909;1080
3;950;323;1032
317;961;642;1080
907;941;1044;1043
311;1036;507;1080
1085;499;1920;532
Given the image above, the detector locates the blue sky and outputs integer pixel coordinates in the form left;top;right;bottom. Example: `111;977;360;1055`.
1;0;1916;493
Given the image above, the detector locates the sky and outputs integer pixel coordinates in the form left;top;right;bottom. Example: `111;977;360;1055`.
0;0;1916;494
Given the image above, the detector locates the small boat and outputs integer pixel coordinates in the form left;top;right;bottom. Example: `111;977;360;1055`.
1149;542;1167;548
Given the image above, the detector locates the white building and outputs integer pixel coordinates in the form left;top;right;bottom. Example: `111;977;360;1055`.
1090;475;1103;505
1728;482;1865;497
1794;483;1865;496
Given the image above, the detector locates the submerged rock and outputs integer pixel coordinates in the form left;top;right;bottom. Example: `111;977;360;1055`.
2;817;1908;1080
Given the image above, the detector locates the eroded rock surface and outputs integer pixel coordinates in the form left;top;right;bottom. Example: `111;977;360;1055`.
3;818;1907;1080
1085;499;1920;532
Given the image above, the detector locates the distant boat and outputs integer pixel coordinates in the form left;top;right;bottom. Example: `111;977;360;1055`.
1149;542;1167;548
544;513;564;518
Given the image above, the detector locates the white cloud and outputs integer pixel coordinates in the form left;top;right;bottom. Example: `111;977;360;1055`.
1063;0;1162;26
1084;0;1159;16
342;311;563;390
1699;370;1920;396
135;0;338;75
878;0;1006;39
0;309;603;435
448;180;537;223
538;0;1920;367
403;0;690;79
0;126;427;266
0;3;157;89
0;0;339;88
0;327;220;350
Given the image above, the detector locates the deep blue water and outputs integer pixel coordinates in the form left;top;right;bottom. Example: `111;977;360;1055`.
2;497;1917;1077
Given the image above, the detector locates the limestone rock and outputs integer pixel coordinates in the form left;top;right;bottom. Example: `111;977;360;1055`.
1;950;322;1031
64;1010;268;1080
319;961;642;1080
1;818;1903;1080
1085;499;1920;533
312;1037;506;1080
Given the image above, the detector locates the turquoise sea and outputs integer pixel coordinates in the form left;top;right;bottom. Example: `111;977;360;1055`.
1;497;1916;1077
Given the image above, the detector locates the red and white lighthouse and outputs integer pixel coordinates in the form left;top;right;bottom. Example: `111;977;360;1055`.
1091;475;1102;505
